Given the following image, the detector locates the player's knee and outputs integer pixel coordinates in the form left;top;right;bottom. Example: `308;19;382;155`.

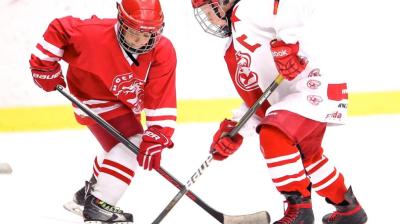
259;125;298;159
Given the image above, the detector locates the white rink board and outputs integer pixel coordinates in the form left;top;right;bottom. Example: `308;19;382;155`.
0;0;400;107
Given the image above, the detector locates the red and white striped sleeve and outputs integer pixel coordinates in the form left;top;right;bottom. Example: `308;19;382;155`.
143;38;177;137
29;16;80;70
144;107;177;132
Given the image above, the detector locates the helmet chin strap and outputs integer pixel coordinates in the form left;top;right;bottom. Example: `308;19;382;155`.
123;48;140;66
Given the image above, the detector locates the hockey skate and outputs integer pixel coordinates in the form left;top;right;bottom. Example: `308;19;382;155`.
63;176;97;216
274;192;314;224
63;185;86;216
322;186;367;224
83;182;133;224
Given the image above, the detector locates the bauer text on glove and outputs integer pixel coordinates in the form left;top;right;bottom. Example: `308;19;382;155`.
31;63;66;92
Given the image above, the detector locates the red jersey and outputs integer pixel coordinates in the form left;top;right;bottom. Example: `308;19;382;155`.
29;16;177;136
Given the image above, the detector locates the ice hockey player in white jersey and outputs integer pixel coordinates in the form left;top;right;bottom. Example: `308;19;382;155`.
191;0;367;224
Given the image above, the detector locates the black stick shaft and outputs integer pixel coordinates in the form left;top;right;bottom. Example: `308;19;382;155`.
151;74;284;224
56;85;225;223
228;74;284;137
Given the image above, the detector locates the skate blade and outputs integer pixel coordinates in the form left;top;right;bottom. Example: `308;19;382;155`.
63;200;83;217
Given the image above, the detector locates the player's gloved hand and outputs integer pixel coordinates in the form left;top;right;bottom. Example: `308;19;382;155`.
270;39;308;80
210;119;243;161
31;63;66;92
138;126;174;171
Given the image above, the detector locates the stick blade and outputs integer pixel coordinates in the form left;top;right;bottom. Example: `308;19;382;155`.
224;211;271;224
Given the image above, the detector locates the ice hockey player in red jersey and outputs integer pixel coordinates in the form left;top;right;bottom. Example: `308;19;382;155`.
29;0;176;223
192;0;367;224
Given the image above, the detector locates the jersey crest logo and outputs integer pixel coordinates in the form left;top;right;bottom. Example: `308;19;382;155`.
307;79;321;90
308;68;322;77
307;95;323;106
110;73;144;113
235;51;259;91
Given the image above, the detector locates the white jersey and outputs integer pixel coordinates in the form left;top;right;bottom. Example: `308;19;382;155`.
225;0;347;124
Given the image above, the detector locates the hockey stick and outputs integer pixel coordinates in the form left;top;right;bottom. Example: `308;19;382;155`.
56;85;275;224
152;74;284;224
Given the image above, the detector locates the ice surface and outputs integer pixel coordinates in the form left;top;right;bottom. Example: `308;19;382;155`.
1;115;399;223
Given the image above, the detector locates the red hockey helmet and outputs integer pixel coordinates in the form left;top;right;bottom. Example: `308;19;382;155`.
192;0;209;8
192;0;237;38
117;0;164;54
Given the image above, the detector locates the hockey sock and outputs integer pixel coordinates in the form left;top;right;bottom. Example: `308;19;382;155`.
259;125;311;197
92;136;141;205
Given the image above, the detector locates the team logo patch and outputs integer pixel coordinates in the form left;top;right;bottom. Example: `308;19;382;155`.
307;95;323;106
235;51;259;91
307;79;321;89
308;68;321;77
328;83;348;101
110;73;144;113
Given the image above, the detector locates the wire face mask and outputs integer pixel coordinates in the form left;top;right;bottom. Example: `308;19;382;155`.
193;1;231;38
